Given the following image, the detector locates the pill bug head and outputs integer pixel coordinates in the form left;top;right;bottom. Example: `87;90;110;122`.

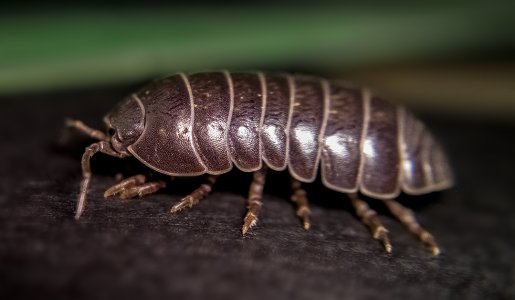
103;95;145;155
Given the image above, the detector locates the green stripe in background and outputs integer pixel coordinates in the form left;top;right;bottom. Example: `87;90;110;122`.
1;2;513;95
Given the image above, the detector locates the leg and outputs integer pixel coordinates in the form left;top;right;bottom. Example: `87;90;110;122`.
170;175;218;213
384;199;440;256
104;174;167;200
75;141;127;219
242;167;267;236
66;119;108;141
290;179;311;230
119;181;167;199
104;174;147;198
348;193;392;253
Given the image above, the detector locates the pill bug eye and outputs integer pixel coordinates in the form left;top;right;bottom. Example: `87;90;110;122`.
108;128;116;136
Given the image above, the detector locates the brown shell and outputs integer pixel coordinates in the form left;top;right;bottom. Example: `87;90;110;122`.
121;71;453;199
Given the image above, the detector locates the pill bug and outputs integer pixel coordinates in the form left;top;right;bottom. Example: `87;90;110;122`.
68;71;453;255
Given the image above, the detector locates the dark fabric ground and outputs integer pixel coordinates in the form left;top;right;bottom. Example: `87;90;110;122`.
0;85;514;300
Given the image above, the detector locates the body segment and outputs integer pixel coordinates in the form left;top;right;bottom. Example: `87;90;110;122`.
321;83;365;193
287;76;329;182
227;73;265;172
188;72;233;174
128;74;206;176
260;74;292;171
360;95;401;199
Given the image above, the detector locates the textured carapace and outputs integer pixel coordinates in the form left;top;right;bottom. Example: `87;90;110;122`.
70;71;454;256
104;71;453;198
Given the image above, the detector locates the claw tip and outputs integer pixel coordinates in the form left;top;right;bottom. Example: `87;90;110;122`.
385;244;392;253
303;222;310;230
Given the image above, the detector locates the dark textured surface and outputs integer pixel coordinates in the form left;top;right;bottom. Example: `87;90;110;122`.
1;85;514;300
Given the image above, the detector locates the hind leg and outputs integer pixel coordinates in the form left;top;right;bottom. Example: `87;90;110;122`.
384;199;440;256
348;193;392;253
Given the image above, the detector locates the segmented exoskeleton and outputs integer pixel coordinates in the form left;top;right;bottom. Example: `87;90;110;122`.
68;71;453;255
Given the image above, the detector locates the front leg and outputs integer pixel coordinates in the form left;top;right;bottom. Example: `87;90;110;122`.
66;119;109;141
75;141;127;219
104;175;147;198
103;174;167;200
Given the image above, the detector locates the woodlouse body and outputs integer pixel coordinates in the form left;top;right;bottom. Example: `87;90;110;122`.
107;71;453;197
70;71;453;255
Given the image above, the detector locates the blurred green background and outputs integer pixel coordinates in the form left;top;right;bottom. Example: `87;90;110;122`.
1;1;514;118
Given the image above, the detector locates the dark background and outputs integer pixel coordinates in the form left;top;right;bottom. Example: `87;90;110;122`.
1;1;515;299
